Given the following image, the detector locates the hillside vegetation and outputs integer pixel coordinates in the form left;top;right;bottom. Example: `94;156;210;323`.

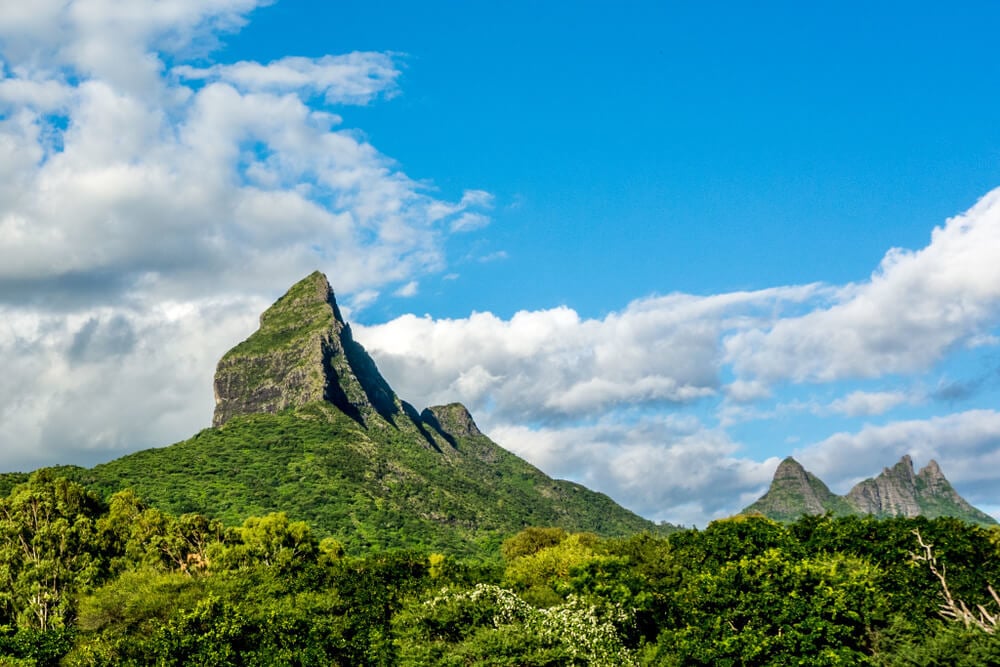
64;403;661;556
1;472;999;665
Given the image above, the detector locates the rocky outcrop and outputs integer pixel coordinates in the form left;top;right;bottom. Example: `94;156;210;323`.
421;403;484;440
845;455;995;523
213;271;404;427
845;455;921;516
743;455;996;526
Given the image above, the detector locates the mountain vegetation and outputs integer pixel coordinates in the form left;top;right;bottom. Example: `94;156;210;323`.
50;272;665;557
744;455;996;526
1;271;998;664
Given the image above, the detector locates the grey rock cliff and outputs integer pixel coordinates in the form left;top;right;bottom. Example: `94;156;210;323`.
846;455;922;516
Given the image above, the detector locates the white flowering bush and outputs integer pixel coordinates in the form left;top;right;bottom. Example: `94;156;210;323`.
396;583;636;666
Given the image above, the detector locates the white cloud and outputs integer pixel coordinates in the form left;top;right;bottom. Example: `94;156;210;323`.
394;281;419;298
174;52;402;105
0;0;266;95
487;417;777;526
477;250;508;262
0;297;261;471
825;390;916;417
725;379;772;403
357;285;821;423
0;75;74;112
725;188;1000;384
450;212;490;232
0;55;489;301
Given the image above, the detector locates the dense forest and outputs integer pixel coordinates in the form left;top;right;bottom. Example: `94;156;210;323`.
1;470;999;665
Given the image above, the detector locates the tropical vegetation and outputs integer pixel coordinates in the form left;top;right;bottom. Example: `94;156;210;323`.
1;471;998;665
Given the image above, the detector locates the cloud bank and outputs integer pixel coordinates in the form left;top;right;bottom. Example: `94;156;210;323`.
359;190;1000;523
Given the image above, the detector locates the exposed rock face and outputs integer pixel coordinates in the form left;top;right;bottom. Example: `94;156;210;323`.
213;271;404;427
846;455;921;516
743;455;996;526
845;455;994;523
421;403;484;440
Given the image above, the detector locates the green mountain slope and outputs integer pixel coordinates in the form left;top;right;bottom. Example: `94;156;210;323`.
61;272;670;555
743;457;854;522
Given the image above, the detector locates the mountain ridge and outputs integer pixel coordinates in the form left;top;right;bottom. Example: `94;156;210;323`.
743;455;995;526
56;271;673;554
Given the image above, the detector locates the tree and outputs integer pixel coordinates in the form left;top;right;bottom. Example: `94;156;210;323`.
216;513;317;572
396;583;636;666
0;471;106;630
654;549;886;666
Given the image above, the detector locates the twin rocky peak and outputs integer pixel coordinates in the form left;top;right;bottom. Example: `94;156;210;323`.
744;455;996;526
212;271;480;439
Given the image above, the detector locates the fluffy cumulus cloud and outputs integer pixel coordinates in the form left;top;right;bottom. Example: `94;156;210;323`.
357;189;1000;523
725;190;1000;384
488;418;779;526
0;0;490;467
0;295;262;471
357;285;823;424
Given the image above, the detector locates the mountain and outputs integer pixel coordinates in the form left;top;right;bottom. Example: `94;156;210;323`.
740;457;855;522
845;455;995;523
743;455;996;526
62;272;669;555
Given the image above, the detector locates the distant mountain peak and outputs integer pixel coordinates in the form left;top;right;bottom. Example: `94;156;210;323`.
743;456;853;522
744;455;995;526
212;271;402;427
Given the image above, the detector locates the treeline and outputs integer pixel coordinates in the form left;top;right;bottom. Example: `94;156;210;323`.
1;470;999;665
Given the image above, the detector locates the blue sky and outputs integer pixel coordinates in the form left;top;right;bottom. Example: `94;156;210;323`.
225;1;1000;319
1;1;1000;525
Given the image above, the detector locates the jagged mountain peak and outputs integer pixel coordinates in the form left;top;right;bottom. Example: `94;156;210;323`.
75;271;668;554
742;456;853;521
743;455;996;526
919;458;943;478
884;454;917;482
212;271;402;428
775;456;806;473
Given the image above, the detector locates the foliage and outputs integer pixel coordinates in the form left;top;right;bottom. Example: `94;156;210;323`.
0;471;107;631
0;473;998;664
873;616;1000;666
653;549;886;665
396;583;636;666
62;408;662;558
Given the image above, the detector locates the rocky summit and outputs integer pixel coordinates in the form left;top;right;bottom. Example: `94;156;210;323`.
743;455;996;526
213;271;403;428
67;271;670;554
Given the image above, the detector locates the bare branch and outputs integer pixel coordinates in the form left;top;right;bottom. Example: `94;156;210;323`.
911;529;998;634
